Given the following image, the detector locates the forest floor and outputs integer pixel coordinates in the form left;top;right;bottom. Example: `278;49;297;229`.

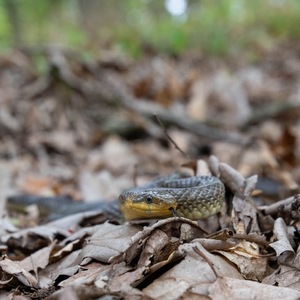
1;43;300;299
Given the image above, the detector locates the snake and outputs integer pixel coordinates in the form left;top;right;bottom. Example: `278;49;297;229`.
6;174;225;222
119;174;225;221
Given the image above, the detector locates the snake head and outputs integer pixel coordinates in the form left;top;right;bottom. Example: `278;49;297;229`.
118;189;177;221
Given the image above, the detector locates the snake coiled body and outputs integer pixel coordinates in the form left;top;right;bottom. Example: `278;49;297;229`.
7;174;225;223
119;175;225;221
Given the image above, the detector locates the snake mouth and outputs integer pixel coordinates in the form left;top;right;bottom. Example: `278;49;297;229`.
119;202;174;220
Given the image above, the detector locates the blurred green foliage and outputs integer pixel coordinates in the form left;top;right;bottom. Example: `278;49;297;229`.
1;0;300;58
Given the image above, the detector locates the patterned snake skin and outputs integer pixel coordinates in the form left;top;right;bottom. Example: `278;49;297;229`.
119;175;225;221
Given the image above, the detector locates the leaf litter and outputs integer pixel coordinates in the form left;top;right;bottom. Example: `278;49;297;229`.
1;47;300;299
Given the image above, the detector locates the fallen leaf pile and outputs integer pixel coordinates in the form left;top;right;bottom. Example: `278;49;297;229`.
1;157;300;299
1;45;300;299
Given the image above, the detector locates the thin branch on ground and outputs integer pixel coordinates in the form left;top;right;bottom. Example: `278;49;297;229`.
154;114;192;161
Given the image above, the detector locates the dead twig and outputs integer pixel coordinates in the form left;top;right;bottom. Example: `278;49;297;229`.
193;245;220;279
154;114;192;161
231;233;270;247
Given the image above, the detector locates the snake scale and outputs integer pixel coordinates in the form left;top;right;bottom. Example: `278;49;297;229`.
119;174;225;221
6;174;225;222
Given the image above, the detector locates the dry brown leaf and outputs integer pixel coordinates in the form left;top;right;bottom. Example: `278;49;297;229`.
47;286;79;300
195;159;211;176
231;198;258;235
39;250;82;284
214;240;268;281
0;256;38;287
91;136;137;174
136;229;171;268
238;140;278;176
59;224;105;246
28;130;78;154
59;261;141;299
143;246;215;299
123;218;206;265
20;241;57;272
263;264;300;291
77;222;142;264
1;211;106;253
143;242;242;300
111;229;183;291
259;196;295;215
271;125;297;167
225;167;260;235
208;155;221;177
269;217;295;263
58;262;109;289
186;78;209;121
219;162;245;197
192;243;244;279
108;264;149;297
0;212;98;243
17;176;60;196
263;244;300;291
0;276;13;293
206;276;300;300
54;239;81;259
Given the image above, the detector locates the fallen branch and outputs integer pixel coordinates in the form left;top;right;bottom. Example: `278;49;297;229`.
241;100;300;128
38;50;249;145
103;75;249;145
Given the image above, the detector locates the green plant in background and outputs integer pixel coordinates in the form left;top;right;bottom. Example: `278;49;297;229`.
0;0;17;51
107;0;300;57
1;0;300;59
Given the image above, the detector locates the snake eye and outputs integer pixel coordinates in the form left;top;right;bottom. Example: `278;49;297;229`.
145;195;153;204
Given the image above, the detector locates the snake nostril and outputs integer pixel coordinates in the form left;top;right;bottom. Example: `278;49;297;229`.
169;207;177;217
